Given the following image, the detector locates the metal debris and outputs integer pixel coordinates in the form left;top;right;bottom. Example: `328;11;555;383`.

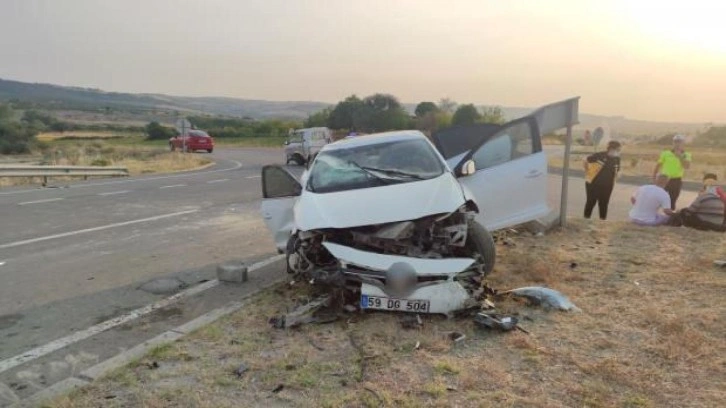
269;296;331;329
714;260;726;267
448;332;466;342
503;286;581;312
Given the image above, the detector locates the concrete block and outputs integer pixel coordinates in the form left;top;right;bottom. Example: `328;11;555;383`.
217;261;248;283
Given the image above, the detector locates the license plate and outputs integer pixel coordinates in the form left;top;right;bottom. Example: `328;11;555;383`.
360;295;430;313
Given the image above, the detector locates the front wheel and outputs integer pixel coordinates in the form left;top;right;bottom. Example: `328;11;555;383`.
207;148;213;153
466;221;496;277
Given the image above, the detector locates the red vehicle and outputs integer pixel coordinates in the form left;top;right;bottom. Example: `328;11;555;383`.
169;130;214;153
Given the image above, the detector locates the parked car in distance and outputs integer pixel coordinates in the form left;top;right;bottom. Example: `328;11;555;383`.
284;127;331;166
169;129;214;153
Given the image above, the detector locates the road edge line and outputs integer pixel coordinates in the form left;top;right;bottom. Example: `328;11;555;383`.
0;254;283;374
22;268;286;407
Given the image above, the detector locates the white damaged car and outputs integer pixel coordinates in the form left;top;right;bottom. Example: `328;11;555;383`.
259;105;573;315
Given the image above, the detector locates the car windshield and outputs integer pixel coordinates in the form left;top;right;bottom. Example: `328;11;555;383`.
189;131;209;137
307;138;445;193
287;131;304;144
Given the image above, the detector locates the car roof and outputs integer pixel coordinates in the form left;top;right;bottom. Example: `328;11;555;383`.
323;130;428;151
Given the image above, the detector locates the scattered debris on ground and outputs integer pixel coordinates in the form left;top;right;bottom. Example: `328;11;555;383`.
48;220;726;408
501;286;581;312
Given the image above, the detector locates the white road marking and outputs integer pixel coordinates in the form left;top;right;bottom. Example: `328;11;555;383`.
159;184;186;189
0;159;243;196
245;175;261;179
0;260;6;266
17;198;64;206
97;190;130;196
206;178;229;184
0;209;198;250
0;254;284;374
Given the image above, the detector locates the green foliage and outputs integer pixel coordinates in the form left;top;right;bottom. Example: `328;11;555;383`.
328;95;364;130
0;104;38;154
451;104;481;126
438;98;457;114
480;106;506;125
144;121;176;140
327;93;410;132
414;102;439;117
694;126;726;147
304;107;332;128
186;116;301;139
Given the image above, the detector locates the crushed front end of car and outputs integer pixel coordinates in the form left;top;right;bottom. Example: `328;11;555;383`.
284;206;489;315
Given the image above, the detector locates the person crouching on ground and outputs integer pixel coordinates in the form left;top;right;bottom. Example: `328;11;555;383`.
583;140;622;220
669;174;726;232
629;174;675;226
653;134;692;210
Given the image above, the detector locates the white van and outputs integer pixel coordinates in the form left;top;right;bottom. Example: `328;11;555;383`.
284;127;332;166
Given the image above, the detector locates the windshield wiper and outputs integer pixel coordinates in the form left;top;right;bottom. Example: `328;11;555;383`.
347;161;394;184
358;166;426;180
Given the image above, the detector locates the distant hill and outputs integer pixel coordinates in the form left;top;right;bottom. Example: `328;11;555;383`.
0;78;713;137
0;78;330;120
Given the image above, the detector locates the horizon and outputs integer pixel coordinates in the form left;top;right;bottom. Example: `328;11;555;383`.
2;0;725;123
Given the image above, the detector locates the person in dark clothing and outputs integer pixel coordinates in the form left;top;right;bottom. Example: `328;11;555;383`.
583;141;622;220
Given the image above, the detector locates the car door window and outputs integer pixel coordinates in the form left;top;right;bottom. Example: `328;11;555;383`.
471;122;535;170
262;166;302;198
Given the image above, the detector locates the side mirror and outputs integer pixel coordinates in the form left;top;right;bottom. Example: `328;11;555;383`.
460;160;476;176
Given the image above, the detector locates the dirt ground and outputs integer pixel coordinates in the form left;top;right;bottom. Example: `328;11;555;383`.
48;220;726;408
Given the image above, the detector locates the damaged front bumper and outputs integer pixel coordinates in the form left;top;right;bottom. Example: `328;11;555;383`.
323;242;476;315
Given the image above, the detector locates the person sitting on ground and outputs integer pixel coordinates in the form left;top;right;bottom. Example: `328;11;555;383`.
699;173;726;202
629;174;675;226
670;174;726;232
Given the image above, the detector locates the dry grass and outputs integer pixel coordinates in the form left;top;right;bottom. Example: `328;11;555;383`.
549;144;726;183
1;141;212;187
46;220;726;408
36;131;139;141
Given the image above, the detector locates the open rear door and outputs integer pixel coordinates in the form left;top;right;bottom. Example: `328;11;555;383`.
260;165;302;252
452;117;549;231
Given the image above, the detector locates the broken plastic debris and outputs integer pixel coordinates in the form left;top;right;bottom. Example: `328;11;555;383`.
473;313;519;332
503;286;581;312
448;332;466;342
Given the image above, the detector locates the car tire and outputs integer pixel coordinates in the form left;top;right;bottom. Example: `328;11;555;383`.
466;221;496;276
293;154;305;166
207;149;213;153
169;143;176;152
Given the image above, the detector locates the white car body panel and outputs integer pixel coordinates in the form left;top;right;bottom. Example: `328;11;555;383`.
460;151;549;231
323;242;475;276
360;281;471;315
296;172;466;231
261;197;297;251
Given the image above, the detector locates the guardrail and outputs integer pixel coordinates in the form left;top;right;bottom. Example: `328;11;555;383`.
0;165;129;186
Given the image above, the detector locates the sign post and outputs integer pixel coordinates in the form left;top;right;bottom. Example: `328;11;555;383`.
530;97;580;228
175;118;191;153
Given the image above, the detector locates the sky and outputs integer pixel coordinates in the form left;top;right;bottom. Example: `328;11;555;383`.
1;0;725;123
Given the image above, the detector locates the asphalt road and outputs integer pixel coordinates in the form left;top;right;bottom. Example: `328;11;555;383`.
0;149;284;358
0;146;698;403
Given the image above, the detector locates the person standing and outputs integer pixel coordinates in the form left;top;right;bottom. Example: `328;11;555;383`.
653;134;692;209
629;174;675;226
583;141;622;220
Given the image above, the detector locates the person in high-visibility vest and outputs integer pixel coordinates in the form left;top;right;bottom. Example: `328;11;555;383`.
583;140;622;220
653;134;692;210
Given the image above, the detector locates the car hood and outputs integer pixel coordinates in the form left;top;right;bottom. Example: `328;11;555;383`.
295;172;466;230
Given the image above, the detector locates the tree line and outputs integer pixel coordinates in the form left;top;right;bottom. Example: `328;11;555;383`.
303;93;507;134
